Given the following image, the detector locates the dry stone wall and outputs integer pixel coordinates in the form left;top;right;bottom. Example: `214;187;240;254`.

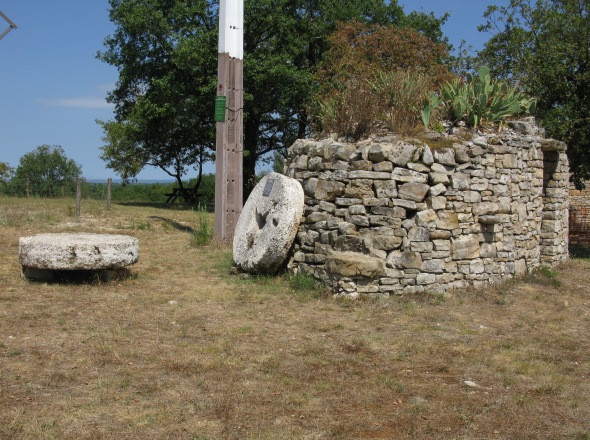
569;181;590;244
285;117;569;297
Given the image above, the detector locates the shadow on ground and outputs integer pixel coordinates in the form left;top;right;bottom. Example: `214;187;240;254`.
148;216;195;234
570;243;590;259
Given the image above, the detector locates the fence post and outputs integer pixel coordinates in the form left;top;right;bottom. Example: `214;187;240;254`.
106;178;112;210
26;178;30;198
76;177;81;217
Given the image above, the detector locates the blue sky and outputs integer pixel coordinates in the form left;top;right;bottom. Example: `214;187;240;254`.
0;1;507;181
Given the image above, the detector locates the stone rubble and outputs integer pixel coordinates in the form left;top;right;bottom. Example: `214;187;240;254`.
285;117;569;297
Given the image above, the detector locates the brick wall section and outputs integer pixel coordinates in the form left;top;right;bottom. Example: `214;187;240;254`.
285;117;569;297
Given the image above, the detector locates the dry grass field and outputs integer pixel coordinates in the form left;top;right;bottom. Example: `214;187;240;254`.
1;196;589;439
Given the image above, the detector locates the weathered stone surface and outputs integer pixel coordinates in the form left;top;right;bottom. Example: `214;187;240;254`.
433;148;456;166
451;235;481;260
233;173;304;273
325;252;385;278
373;180;397;198
388;142;416;166
19;233;139;270
398;182;430;202
315;179;345;201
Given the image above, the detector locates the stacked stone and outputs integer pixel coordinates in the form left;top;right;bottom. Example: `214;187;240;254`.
285;117;569;297
569;180;590;245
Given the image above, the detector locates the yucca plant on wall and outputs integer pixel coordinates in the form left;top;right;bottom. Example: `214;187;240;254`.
421;66;537;129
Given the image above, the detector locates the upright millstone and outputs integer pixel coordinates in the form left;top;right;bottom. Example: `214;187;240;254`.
233;173;304;273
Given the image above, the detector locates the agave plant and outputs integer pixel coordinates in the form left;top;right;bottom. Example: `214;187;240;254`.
426;66;537;129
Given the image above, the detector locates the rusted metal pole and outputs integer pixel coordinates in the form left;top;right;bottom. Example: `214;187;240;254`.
214;0;244;241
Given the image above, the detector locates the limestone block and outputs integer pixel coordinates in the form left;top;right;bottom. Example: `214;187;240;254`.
315;179;345;201
427;196;447;210
473;202;500;216
344;180;374;198
373;161;394;172
392;199;418;210
416;273;436;285
368;143;393;162
416;209;438;227
338;222;358;235
454;145;471;164
369;216;402;228
434;148;456;166
450;173;470;190
391;167;428;183
19;233;139;271
348;170;391;180
335;197;362;207
371;206;406;218
348;204;366;215
350;160;372;171
429;183;447;197
422;145;434;165
233;173;304;273
387;250;422;269
421;259;444;273
407;162;431;173
429;172;450;185
335;235;366;253
335;144;357;161
388;142;417;166
431;163;454;174
325;252;386;278
374;180;397;198
302;177;318;197
436;211;459;230
398;182;430;202
451;235;481;260
307;156;324;171
408;226;430;242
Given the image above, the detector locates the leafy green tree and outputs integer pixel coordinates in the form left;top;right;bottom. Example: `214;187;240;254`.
0;162;13;183
11;145;82;197
98;0;448;197
478;0;590;187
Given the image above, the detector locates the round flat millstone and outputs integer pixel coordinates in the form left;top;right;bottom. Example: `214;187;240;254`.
19;233;139;271
233;173;304;273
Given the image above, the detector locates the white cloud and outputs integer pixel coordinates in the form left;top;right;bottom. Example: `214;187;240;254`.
41;96;114;109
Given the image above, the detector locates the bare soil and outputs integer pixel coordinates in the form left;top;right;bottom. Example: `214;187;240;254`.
1;197;589;439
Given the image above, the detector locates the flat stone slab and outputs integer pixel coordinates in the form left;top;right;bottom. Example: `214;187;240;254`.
233;173;304;273
19;233;139;271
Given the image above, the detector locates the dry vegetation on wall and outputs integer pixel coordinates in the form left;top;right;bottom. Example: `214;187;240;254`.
1;196;590;439
312;21;451;139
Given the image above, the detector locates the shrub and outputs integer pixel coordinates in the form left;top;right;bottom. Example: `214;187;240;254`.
311;20;451;139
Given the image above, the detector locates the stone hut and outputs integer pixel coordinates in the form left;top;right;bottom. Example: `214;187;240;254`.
285;117;569;297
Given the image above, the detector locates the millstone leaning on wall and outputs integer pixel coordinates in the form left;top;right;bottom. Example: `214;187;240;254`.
285;117;569;297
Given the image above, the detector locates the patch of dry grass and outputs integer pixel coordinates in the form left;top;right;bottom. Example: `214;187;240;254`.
1;196;589;439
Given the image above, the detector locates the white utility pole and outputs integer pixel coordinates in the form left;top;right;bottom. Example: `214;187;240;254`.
215;0;244;241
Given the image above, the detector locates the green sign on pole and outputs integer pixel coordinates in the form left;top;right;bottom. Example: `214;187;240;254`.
215;96;226;122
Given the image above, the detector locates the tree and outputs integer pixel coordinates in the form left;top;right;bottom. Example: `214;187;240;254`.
0;162;13;183
11;145;82;197
478;0;590;187
98;0;448;198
